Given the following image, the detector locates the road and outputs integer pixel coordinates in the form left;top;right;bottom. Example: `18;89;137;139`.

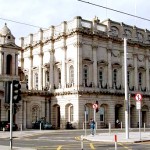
0;129;150;149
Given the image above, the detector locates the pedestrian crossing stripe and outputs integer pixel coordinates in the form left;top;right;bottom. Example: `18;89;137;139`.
90;143;95;149
57;145;62;150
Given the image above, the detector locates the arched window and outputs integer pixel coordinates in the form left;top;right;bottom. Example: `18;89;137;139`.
69;105;73;122
25;75;28;82
139;72;142;86
6;54;12;75
46;71;49;82
35;73;38;89
127;71;130;86
99;68;103;84
69;65;74;83
83;65;88;86
32;105;40;122
99;107;104;122
113;69;117;86
58;68;61;84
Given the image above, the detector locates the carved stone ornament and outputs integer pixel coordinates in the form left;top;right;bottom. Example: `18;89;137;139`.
97;60;108;66
50;49;55;54
111;50;120;57
82;58;93;64
4;103;10;110
92;45;98;49
73;42;83;48
23;68;29;73
137;54;144;62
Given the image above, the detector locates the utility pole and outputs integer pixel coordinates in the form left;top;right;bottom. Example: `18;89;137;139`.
124;37;129;139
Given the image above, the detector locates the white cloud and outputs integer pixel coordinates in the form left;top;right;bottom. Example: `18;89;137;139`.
0;0;150;44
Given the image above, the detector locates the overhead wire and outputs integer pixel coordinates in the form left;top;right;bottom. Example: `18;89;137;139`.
0;17;47;30
0;0;149;31
78;0;150;22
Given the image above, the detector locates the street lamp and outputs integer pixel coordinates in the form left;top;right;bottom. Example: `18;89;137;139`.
124;37;129;139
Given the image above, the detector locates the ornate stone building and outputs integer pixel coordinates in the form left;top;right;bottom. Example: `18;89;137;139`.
1;16;150;129
0;23;22;125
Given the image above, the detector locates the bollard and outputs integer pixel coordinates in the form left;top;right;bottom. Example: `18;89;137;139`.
40;123;42;131
109;123;111;135
81;135;83;150
3;127;5;132
121;122;122;130
83;122;84;130
20;124;23;131
144;123;145;132
114;135;117;150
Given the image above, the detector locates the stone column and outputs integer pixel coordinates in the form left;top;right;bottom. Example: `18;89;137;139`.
92;45;98;87
145;54;149;91
49;49;54;90
0;52;2;74
73;41;83;88
61;46;67;88
107;49;112;88
43;69;46;89
28;56;33;90
133;53;138;90
11;53;16;75
3;52;6;74
38;53;43;90
15;53;18;75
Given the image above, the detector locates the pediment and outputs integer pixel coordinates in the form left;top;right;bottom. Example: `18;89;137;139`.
1;42;21;50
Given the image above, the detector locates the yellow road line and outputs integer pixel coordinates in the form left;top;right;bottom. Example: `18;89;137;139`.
57;145;62;150
90;143;95;149
118;143;132;150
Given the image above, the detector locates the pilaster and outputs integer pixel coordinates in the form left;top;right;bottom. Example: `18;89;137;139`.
92;45;98;87
0;52;3;74
61;46;67;88
133;53;138;90
49;49;54;90
28;56;33;90
145;52;149;91
38;53;43;90
73;41;83;88
107;48;112;88
23;100;27;129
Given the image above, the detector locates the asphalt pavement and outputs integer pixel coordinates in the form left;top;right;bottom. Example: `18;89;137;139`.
0;129;150;149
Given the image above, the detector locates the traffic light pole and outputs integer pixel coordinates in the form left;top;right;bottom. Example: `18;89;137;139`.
10;83;13;150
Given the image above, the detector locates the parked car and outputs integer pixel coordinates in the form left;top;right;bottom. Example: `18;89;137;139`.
43;122;55;130
5;123;18;131
32;121;54;130
0;121;9;130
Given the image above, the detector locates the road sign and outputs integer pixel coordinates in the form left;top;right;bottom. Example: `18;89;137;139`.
136;101;141;110
93;103;98;109
135;93;142;101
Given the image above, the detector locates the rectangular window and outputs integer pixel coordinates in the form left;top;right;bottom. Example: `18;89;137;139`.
127;71;130;86
100;107;104;122
99;70;103;84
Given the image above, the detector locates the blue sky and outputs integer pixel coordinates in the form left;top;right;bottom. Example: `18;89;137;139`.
0;0;149;44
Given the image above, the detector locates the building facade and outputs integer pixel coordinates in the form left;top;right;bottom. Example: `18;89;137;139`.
0;23;22;125
1;16;150;129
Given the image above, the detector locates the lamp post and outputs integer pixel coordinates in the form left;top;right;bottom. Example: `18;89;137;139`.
124;37;129;139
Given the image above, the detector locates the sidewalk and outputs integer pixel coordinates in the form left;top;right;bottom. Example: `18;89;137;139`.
84;130;150;143
0;130;54;150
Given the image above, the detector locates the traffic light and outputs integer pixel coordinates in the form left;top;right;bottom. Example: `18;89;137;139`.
96;101;99;113
4;81;11;103
12;80;21;103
